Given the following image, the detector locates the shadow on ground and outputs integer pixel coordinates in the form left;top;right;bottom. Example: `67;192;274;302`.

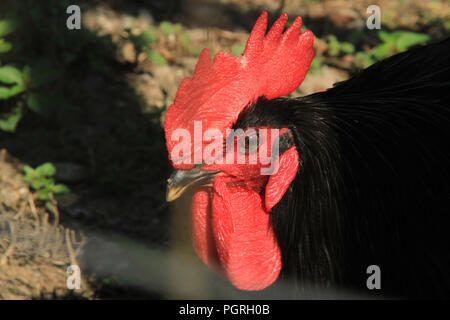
0;0;172;299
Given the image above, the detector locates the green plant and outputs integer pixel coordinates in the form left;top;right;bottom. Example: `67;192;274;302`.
129;28;167;65
0;56;64;131
162;21;201;56
160;21;182;35
445;21;450;31
0;7;82;129
23;162;70;212
326;34;355;57
180;33;201;55
231;43;245;57
309;57;323;74
0;1;121;132
128;20;204;66
354;51;376;69
129;28;157;51
148;51;166;66
0;65;26;99
354;30;430;68
375;31;429;59
0;19;25;131
158;21;202;58
0;19;14;53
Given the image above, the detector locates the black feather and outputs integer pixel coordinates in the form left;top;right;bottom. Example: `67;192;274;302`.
235;38;450;298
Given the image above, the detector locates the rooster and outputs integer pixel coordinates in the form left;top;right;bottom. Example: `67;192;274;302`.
164;12;450;298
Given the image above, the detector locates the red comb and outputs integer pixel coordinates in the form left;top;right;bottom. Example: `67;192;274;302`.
165;12;314;168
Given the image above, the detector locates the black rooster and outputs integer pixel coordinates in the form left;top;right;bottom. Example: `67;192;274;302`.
165;12;450;298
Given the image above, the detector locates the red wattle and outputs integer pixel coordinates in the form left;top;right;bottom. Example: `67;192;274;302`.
191;176;281;291
191;188;221;271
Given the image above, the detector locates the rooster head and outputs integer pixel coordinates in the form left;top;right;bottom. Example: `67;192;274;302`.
164;12;314;290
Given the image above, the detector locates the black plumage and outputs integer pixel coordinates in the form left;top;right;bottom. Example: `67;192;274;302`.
235;38;450;298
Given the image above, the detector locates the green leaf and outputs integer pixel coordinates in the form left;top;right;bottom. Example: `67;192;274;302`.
33;177;52;189
0;87;12;99
30;179;44;189
0;65;24;85
378;30;393;43
326;34;338;43
42;177;54;188
444;21;450;31
38;188;51;200
0;39;12;53
180;33;190;46
0;106;22;132
173;23;183;34
0;84;25;99
187;45;201;55
160;21;173;34
309;57;322;74
52;184;70;194
23;165;35;177
136;29;157;46
329;46;340;56
23;172;37;184
148;51;166;66
26;92;52;115
210;49;216;60
0;19;16;38
326;35;340;56
354;52;375;68
341;42;355;54
373;43;392;60
231;44;245;57
35;162;56;177
180;34;201;55
395;31;429;52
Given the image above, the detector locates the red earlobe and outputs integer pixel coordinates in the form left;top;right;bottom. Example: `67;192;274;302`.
265;146;299;211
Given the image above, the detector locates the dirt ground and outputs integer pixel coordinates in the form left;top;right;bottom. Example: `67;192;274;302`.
0;0;449;299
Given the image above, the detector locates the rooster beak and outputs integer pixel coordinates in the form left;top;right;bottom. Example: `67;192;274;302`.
166;166;220;202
